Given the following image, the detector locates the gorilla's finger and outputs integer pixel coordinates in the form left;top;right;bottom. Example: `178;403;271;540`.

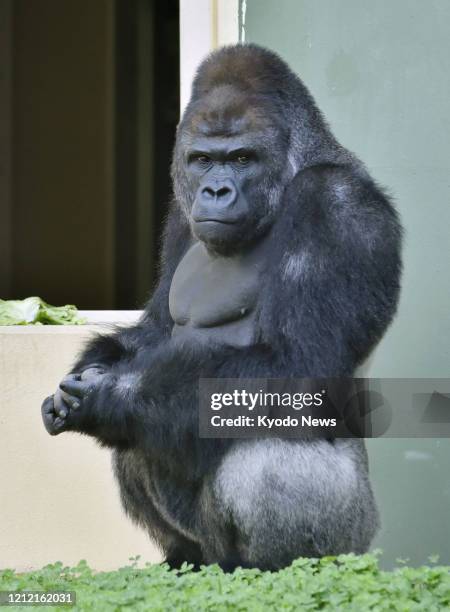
41;396;64;435
59;377;89;398
58;387;80;407
51;416;67;434
82;362;106;372
53;388;69;418
42;412;57;435
41;395;55;417
62;393;81;411
81;366;106;380
61;373;81;384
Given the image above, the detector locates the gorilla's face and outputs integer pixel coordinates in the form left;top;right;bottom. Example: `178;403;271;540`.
188;135;264;247
175;86;290;254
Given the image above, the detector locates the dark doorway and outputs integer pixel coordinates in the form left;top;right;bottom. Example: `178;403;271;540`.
3;0;179;309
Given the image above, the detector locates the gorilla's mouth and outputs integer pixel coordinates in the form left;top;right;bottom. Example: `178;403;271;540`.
192;218;242;244
194;218;238;225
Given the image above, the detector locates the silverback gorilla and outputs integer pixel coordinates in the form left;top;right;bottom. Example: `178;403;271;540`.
42;45;402;571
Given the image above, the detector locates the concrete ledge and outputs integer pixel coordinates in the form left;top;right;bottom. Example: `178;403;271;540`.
0;313;162;571
78;310;143;324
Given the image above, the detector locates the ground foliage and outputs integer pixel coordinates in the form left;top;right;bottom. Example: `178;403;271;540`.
1;553;450;611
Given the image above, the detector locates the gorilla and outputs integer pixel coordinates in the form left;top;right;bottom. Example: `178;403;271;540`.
42;44;402;571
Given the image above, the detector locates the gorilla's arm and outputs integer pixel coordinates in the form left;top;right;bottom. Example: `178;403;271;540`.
258;163;402;376
42;341;276;472
71;204;191;373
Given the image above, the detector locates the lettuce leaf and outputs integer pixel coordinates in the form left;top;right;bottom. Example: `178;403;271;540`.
0;297;86;326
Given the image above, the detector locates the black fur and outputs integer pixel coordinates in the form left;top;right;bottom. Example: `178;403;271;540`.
42;44;402;571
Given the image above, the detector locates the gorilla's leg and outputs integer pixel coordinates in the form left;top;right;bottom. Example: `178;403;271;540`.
210;439;379;571
113;450;205;569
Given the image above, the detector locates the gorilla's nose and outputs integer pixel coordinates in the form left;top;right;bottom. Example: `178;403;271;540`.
200;179;237;208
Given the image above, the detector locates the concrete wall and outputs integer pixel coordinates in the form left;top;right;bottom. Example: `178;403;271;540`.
0;323;161;571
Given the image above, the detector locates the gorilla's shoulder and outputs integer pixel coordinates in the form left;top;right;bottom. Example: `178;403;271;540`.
289;163;373;203
286;163;398;230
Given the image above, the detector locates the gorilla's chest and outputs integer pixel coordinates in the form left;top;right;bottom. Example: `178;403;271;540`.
169;241;264;347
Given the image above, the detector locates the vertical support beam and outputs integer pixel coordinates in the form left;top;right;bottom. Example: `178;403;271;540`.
179;0;239;112
217;0;239;47
179;0;213;112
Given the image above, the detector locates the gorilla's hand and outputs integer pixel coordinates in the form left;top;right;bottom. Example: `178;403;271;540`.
41;364;108;435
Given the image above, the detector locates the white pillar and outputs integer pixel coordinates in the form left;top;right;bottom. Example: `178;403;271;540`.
179;0;239;113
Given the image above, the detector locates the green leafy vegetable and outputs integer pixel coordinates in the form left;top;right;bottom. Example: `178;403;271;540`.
1;554;449;611
0;297;86;326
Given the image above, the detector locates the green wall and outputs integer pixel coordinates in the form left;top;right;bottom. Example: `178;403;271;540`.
242;0;450;567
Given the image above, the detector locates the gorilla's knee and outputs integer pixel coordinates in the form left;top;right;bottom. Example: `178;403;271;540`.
213;439;378;568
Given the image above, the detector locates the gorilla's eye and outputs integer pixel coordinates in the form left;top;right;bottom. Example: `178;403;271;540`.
237;155;250;165
196;155;211;165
